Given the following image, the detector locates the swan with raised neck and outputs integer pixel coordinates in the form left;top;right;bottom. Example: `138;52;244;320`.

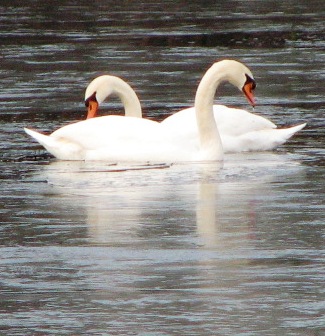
84;75;142;119
194;59;256;160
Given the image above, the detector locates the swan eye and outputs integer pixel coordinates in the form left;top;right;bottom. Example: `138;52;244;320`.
244;74;256;90
85;91;97;107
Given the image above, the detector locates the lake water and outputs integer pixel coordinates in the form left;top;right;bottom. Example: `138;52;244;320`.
0;1;324;335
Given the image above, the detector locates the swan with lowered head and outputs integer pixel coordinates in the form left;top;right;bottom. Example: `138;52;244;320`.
24;60;256;162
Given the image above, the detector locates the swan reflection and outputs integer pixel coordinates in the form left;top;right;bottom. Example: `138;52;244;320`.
37;153;305;250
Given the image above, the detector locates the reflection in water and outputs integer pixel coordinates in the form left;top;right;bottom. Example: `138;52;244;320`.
12;153;322;335
39;154;304;251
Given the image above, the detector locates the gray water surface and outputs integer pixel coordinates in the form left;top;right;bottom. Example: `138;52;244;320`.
0;1;324;335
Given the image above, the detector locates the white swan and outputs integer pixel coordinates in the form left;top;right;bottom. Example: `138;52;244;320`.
84;75;142;119
24;60;256;162
161;80;306;153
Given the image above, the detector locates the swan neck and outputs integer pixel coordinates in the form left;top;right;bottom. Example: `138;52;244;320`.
195;66;225;160
113;80;142;118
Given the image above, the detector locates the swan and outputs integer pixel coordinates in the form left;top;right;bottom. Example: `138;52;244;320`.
161;80;306;153
161;105;306;153
24;59;256;162
84;75;142;119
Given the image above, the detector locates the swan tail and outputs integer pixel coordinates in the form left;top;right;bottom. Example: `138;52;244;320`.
260;122;307;150
24;127;81;160
24;128;57;148
223;123;306;152
280;123;306;137
273;123;306;143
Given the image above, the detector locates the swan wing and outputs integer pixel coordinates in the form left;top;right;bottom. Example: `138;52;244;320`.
214;105;277;136
161;105;276;137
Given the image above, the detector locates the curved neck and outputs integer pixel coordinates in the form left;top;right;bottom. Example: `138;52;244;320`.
111;78;142;118
195;64;226;160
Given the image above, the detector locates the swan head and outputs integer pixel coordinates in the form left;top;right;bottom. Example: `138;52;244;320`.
84;75;142;119
211;60;256;107
84;75;119;119
85;91;98;119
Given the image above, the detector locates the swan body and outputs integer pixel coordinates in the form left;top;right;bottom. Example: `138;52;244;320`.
161;105;306;153
24;114;219;162
25;60;256;162
25;117;172;161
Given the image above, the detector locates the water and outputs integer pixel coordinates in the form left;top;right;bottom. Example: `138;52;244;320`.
0;1;324;335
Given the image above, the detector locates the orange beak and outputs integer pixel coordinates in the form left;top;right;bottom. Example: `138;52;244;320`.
242;82;256;107
86;100;99;119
